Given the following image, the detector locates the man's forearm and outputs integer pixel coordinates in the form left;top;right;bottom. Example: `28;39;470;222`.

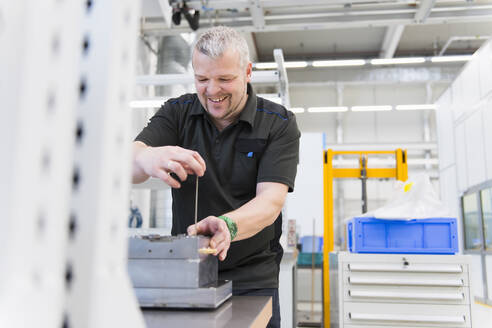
223;182;288;241
132;141;150;183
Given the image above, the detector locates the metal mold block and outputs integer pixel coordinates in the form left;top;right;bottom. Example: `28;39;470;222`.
128;235;217;288
128;256;217;288
127;234;231;309
128;234;210;259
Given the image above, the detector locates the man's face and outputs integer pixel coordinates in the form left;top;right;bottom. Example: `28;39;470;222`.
193;48;252;128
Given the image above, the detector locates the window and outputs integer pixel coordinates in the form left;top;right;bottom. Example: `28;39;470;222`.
481;188;492;250
463;193;481;250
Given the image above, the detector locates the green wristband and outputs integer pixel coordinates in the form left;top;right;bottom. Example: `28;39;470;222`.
218;215;237;241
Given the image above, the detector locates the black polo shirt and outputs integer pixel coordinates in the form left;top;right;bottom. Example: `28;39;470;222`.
135;83;300;290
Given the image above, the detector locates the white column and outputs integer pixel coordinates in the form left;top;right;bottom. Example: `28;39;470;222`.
0;1;82;327
66;1;144;327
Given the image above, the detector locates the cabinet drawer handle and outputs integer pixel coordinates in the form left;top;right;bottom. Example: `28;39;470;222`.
348;312;466;324
348;276;464;286
347;263;463;273
348;289;464;301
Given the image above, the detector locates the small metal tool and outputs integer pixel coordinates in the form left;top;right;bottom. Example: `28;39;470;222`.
194;175;198;228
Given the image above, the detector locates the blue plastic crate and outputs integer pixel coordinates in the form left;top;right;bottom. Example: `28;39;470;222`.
347;217;458;254
300;236;323;253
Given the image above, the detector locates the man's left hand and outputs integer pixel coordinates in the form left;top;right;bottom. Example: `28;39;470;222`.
187;216;231;261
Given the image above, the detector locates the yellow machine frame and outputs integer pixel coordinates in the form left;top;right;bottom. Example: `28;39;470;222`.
322;149;408;327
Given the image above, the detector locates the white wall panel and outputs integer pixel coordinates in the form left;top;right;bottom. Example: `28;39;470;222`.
290;86;337;108
471;255;485;298
483;105;492;180
285;133;324;236
373;85;426;105
462;60;481;108
478;42;492;99
454;123;468;193
344;112;377;143
487;255;492;299
465;111;487;188
439;166;461;250
344;86;375;107
295;112;337;135
436;91;455;170
439;166;460;218
432;83;450;103
451;76;465;120
435;40;492;302
376;110;423;143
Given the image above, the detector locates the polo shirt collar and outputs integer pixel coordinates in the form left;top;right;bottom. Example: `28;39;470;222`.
238;83;257;128
190;83;257;128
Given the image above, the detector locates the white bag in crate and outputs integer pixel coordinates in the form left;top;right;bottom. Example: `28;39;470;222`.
364;173;451;220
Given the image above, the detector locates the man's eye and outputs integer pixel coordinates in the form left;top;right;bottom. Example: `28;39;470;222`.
220;79;231;82
198;79;208;82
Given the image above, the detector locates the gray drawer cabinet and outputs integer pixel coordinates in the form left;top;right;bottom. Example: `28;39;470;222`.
338;252;475;327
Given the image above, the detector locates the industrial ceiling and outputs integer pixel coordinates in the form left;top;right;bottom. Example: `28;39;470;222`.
140;0;492;61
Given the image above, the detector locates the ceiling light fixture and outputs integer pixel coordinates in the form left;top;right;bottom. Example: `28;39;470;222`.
290;107;305;113
430;55;473;63
370;57;426;65
308;106;348;113
284;61;308;68
254;55;472;70
254;62;277;69
312;59;366;67
351;105;392;112
396;104;437;110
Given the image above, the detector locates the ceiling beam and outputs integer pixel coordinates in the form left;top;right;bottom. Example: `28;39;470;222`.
170;0;412;11
414;0;436;23
249;0;266;30
379;25;405;58
141;4;492;35
273;49;290;108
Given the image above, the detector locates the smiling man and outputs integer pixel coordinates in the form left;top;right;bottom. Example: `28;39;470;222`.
132;26;300;328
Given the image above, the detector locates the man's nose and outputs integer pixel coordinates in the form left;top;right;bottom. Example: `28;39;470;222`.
206;80;221;95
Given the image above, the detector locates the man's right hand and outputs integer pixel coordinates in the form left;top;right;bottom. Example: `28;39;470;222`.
132;141;206;188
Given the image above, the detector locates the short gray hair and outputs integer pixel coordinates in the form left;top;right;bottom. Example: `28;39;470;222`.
193;26;250;68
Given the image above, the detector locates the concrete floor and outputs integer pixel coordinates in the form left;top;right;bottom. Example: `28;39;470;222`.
473;301;492;328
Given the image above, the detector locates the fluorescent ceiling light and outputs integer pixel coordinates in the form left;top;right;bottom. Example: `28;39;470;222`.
308;106;348;113
351;105;392;112
312;59;366;67
370;57;426;65
129;99;166;108
284;61;308;68
430;55;473;63
255;62;277;69
313;59;366;67
396;104;437;110
290;107;305;113
255;61;307;69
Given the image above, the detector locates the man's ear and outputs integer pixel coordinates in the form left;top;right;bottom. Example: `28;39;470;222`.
245;62;252;82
